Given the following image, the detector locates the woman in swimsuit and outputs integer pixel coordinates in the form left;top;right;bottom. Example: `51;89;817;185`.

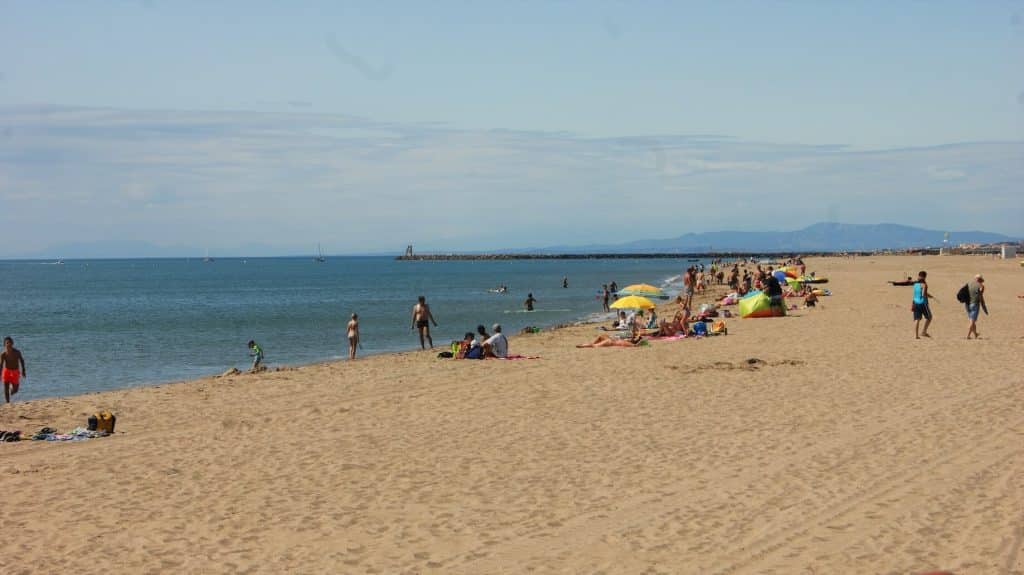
347;313;360;359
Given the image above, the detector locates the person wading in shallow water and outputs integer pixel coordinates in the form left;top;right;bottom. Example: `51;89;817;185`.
411;295;438;349
524;293;536;311
347;313;360;360
1;337;26;404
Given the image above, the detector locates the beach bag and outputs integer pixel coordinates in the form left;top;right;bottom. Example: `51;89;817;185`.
711;320;728;335
691;321;708;336
956;284;970;303
87;411;116;433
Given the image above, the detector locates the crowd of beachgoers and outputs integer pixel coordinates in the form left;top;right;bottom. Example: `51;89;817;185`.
403;256;826;357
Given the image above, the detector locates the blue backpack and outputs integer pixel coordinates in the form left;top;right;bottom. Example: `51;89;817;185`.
692;321;707;336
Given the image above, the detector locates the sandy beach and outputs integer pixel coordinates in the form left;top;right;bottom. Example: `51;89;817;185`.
1;255;1021;574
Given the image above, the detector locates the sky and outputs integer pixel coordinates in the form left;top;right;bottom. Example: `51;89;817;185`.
0;1;1022;256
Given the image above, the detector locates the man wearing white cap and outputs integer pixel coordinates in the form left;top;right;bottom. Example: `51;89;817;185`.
966;274;987;339
483;323;508;358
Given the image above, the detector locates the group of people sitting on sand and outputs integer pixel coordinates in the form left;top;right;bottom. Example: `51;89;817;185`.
453;324;509;359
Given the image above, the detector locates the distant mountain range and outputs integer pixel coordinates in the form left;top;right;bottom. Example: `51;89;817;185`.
530;223;1020;254
12;223;1021;259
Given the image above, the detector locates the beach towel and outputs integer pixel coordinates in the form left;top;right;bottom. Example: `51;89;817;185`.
32;427;109;441
498;355;541;360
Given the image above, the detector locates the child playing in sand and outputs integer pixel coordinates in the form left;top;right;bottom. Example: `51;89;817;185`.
247;340;264;371
1;337;26;403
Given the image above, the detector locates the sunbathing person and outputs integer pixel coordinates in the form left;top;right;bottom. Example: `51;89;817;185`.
650;310;685;336
578;324;645;347
577;333;645;348
653;320;676;337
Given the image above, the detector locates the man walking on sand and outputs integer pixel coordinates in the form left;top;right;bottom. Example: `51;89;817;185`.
966;274;987;339
411;295;438;349
912;270;935;339
1;336;26;404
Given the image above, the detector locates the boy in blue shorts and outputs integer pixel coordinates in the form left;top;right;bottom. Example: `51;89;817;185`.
911;271;934;339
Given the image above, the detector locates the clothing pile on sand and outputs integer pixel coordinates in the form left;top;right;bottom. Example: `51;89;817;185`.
29;427;110;441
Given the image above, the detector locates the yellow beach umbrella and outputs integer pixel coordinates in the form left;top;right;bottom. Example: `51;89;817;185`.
618;283;668;299
618;282;659;292
610;295;656;310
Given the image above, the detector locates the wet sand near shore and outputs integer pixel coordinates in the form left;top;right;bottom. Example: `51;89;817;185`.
1;255;1022;574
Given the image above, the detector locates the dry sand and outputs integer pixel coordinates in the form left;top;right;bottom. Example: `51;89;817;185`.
1;255;1022;574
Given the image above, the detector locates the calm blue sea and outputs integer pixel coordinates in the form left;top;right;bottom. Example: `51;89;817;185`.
0;256;695;401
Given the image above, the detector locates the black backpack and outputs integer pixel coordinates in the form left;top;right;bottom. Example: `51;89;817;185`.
956;283;970;303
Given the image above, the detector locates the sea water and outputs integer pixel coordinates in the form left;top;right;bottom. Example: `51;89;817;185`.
0;256;697;400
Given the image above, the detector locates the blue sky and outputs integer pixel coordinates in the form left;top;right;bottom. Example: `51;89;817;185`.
1;1;1022;255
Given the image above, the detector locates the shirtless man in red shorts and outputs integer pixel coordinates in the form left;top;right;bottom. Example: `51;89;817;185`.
1;336;26;403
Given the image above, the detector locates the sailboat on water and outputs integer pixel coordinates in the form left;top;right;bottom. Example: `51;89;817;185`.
203;248;214;262
314;243;326;263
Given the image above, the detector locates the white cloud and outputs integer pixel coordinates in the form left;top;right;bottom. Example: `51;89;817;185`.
0;106;1020;256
